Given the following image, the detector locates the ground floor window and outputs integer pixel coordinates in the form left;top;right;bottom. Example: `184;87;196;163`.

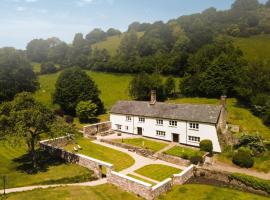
116;124;122;130
188;136;200;142
126;126;128;131
156;130;166;137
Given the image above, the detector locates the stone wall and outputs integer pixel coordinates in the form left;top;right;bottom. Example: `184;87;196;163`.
40;137;113;179
151;178;172;199
83;121;111;138
156;153;190;166
100;139;156;159
173;165;194;185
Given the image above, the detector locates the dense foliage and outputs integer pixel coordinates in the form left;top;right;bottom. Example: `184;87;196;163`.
40;62;57;74
0;48;39;102
76;101;98;122
200;140;213;153
53;67;104;116
232;147;254;168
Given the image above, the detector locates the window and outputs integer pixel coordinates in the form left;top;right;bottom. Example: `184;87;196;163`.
169;120;177;127
189;123;199;130
116;124;122;130
139;117;145;123
156;130;166;137
126;116;131;121
156;119;163;125
126;126;129;131
188;136;200;142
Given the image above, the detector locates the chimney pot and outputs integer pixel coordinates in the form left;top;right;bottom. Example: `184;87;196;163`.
150;90;156;105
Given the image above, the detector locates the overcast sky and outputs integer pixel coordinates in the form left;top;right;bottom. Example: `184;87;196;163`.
0;0;267;49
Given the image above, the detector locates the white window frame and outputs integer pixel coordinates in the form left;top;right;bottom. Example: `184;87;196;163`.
126;116;132;122
169;120;177;127
189;123;199;130
188;136;200;142
156;119;163;126
156;130;166;137
139;117;145;123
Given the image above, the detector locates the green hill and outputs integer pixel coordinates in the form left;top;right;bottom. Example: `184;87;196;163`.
234;34;270;62
92;32;144;56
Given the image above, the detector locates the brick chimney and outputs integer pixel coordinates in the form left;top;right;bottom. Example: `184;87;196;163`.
220;95;227;108
150;90;156;105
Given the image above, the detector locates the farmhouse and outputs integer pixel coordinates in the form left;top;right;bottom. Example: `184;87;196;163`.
110;91;227;152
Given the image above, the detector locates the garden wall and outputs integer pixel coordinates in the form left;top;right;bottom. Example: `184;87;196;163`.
151;178;172;199
173;164;195;185
156;153;190;166
40;137;113;179
83;121;111;138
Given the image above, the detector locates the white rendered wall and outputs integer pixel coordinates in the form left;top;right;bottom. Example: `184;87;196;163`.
110;114;221;152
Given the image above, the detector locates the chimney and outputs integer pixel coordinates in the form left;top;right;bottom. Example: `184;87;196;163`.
150;90;156;105
220;95;227;108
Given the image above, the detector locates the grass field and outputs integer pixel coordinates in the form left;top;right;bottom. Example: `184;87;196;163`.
93;32;144;56
64;137;135;171
135;164;181;182
113;138;168;152
165;146;205;160
0;139;94;189
127;174;156;185
234;34;270;62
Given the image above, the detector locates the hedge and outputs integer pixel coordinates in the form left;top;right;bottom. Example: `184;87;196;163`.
230;173;270;194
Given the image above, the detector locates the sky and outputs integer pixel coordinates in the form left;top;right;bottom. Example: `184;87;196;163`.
0;0;268;49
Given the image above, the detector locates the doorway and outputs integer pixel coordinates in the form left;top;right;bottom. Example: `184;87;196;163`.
172;133;179;143
137;127;143;135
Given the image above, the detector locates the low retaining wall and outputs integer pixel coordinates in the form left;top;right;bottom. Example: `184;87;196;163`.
100;139;156;159
173;164;194;185
156;153;190;166
40;137;113;179
151;178;172;199
83;121;111;138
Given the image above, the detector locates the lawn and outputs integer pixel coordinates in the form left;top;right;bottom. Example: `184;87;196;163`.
134;164;181;182
234;34;270;62
64;137;135;171
0;138;94;189
113;138;168;152
6;184;142;200
168;98;270;140
165;146;205;160
158;184;269;200
127;174;156;185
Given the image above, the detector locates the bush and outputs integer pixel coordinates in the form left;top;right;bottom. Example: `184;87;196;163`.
230;173;270;194
40;62;57;74
190;155;203;165
232;147;254;168
65;115;74;124
76;101;98;122
200;140;213;153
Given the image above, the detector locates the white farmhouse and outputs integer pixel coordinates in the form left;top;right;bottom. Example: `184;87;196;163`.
110;91;227;152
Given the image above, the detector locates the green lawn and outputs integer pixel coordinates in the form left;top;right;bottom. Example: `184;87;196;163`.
93;32;144;56
135;164;181;182
165;146;205;160
0;139;94;189
6;184;142;200
64;137;134;171
127;174;156;185
158;184;269;200
113;138;168;152
234;34;270;62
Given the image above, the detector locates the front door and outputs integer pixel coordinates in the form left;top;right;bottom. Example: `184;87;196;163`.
137;127;143;135
172;133;179;143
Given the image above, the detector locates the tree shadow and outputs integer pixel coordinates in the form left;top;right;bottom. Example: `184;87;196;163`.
12;149;67;174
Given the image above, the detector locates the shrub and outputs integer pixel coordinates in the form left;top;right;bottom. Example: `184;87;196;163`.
230;173;270;194
200;140;213;153
232;147;254;168
190;155;203;165
40;62;57;74
76;101;98;122
65;115;74;124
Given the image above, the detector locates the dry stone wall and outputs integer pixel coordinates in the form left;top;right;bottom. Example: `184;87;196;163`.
156;153;190;166
173;165;194;185
83;121;111;137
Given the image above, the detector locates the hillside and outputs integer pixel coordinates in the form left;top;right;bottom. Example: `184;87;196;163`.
92;32;144;56
234;34;270;62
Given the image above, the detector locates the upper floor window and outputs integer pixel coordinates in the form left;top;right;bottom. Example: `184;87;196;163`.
156;130;166;137
156;119;163;125
169;120;177;127
189;123;199;130
126;116;131;121
139;117;145;123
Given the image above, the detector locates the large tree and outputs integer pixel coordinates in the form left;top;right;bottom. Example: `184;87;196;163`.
0;93;75;169
26;39;50;62
0;47;39;102
53;67;104;115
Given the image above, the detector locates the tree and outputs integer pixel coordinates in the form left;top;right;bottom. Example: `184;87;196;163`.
231;0;260;11
47;42;69;64
164;76;176;98
118;31;138;60
26;39;50;62
53;67;104;115
86;28;107;44
0;93;74;169
40;62;57;74
76;101;98;122
0;47;39;102
106;28;121;37
266;0;270;8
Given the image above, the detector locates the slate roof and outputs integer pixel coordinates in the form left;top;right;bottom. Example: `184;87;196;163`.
110;100;222;124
